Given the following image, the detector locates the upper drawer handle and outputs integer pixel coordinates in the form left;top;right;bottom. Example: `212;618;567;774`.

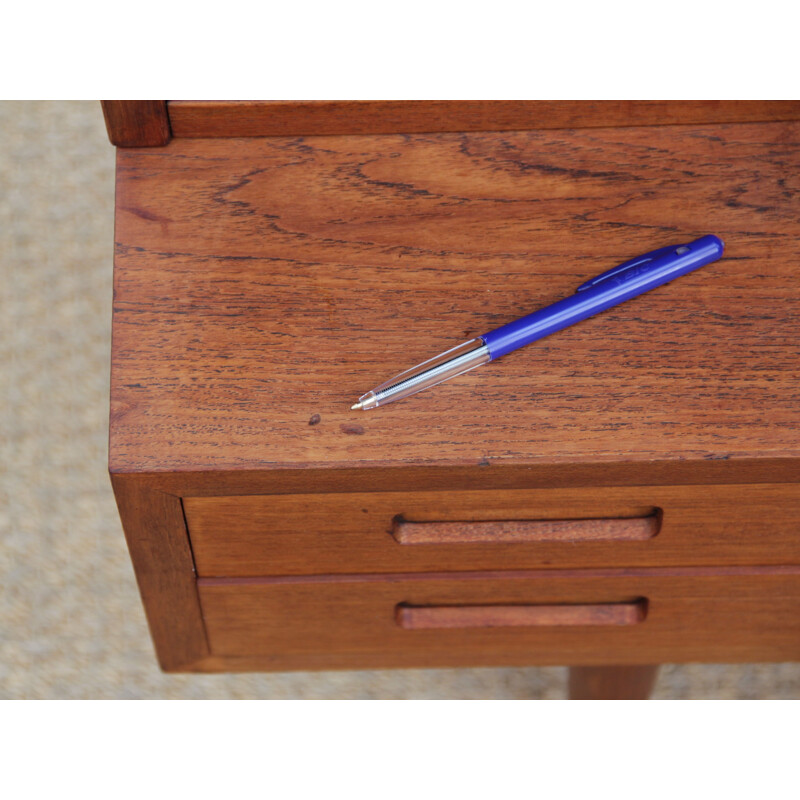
396;601;647;630
392;514;660;545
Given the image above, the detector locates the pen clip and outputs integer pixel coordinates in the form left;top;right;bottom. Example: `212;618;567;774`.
575;244;686;293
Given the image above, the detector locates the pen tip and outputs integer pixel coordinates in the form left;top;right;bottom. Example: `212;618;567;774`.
350;402;362;411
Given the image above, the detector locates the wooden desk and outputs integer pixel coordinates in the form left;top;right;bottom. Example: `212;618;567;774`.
106;101;800;697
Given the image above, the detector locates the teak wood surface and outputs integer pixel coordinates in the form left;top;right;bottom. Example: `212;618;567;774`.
197;569;800;668
111;477;208;669
167;100;800;139
183;484;800;576
112;122;800;479
109;105;800;679
102;101;170;147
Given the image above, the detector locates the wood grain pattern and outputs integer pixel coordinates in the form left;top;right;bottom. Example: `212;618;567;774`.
569;665;660;699
102;101;170;147
197;568;800;668
167;100;800;138
110;122;800;478
110;476;208;670
395;601;646;629
109;110;800;675
392;515;659;544
182;484;800;576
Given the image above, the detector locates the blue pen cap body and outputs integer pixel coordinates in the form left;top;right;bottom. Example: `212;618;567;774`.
481;235;725;360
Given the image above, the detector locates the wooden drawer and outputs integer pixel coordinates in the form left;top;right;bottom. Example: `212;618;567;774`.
184;484;800;577
197;567;800;670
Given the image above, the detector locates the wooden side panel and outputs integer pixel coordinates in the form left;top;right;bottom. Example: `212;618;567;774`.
196;570;800;670
183;484;800;576
167;100;800;138
111;475;208;670
102;100;170;146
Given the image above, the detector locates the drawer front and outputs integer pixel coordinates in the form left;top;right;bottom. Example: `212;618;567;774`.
184;484;800;577
197;568;800;670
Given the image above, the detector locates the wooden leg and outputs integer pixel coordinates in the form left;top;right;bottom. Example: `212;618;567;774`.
568;665;660;699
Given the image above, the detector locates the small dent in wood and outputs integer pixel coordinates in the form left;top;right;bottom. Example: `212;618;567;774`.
122;206;170;224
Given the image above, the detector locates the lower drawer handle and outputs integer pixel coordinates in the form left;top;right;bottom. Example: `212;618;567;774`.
396;601;646;630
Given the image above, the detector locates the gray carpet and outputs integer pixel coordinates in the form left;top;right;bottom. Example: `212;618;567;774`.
1;101;797;698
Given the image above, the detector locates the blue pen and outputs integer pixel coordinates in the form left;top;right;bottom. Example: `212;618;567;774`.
350;235;725;410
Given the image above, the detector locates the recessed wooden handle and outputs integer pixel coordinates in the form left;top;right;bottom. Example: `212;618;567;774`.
396;601;647;630
392;515;659;545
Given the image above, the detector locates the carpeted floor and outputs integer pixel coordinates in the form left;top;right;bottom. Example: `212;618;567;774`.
1;101;797;699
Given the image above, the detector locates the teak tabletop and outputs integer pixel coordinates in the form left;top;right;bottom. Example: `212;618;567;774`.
111;122;800;484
